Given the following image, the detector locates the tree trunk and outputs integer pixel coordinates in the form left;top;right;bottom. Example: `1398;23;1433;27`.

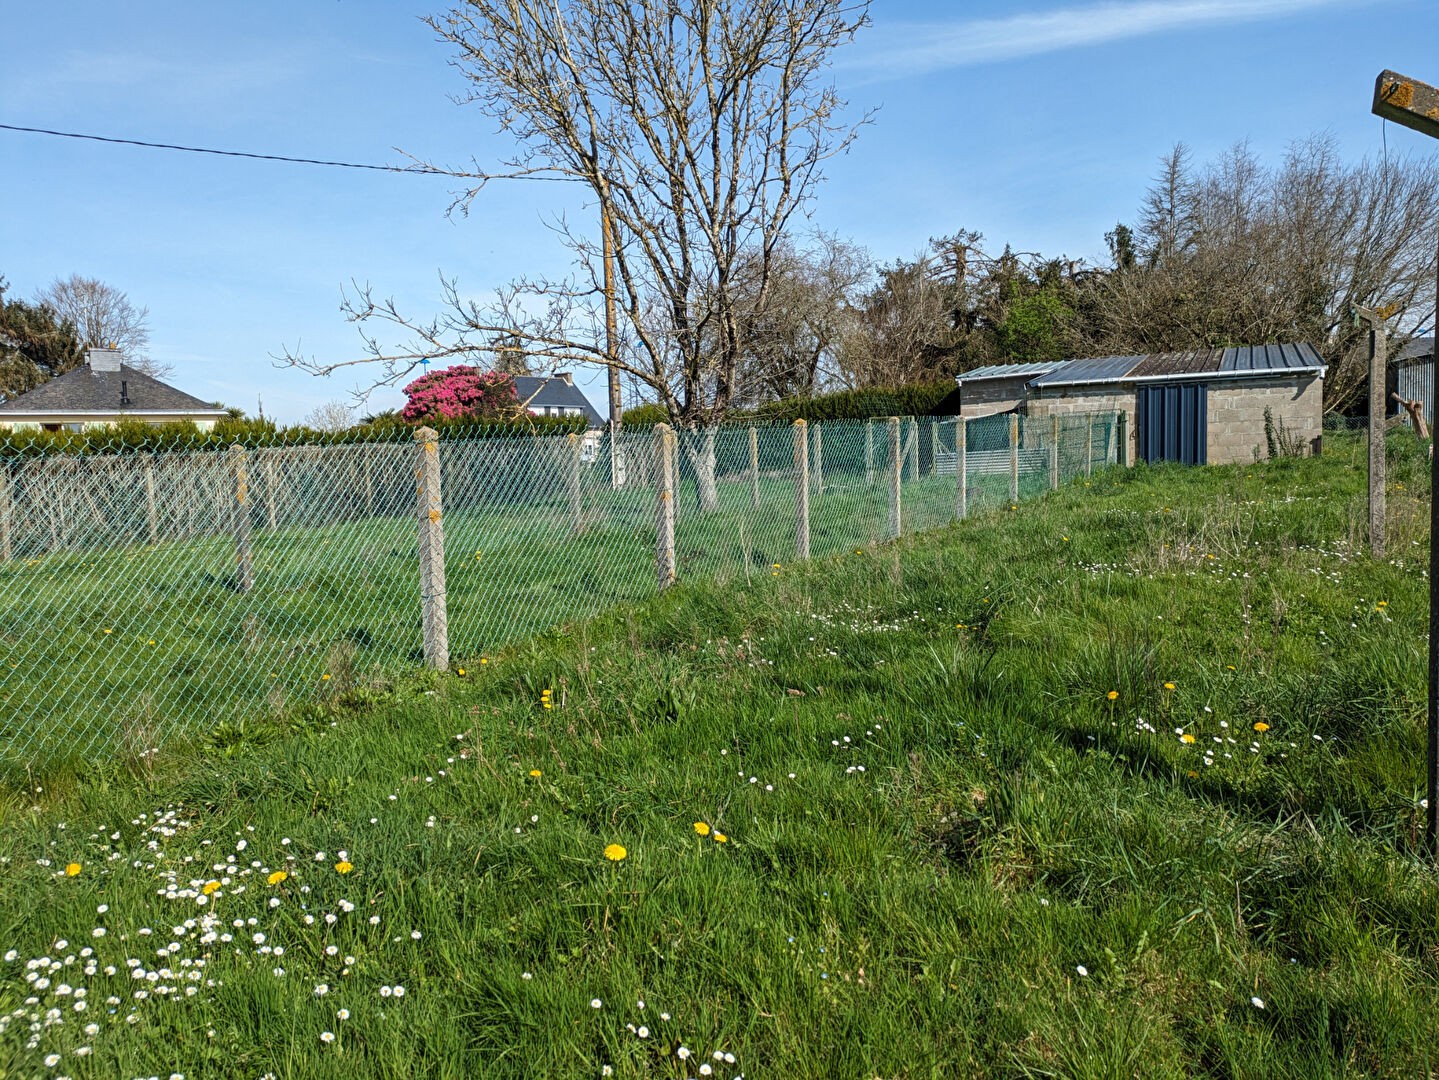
682;427;720;513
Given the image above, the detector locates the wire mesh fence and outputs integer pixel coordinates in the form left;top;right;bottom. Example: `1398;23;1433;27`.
0;411;1119;768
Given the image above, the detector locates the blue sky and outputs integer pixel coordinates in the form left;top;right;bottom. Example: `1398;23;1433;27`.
1;0;1434;423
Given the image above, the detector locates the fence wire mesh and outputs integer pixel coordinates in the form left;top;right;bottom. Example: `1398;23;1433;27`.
0;412;1118;767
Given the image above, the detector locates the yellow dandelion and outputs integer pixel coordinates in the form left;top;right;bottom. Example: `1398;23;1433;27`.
102;628;112;635
335;861;354;874
772;563;781;569
713;832;728;844
457;668;466;676
603;843;627;862
267;870;288;885
1226;665;1236;671
480;657;488;665
1187;770;1198;778
1106;690;1119;701
693;822;710;837
64;862;81;877
202;880;221;895
1164;682;1176;691
1253;722;1270;733
529;769;542;778
321;674;331;681
1180;734;1196;744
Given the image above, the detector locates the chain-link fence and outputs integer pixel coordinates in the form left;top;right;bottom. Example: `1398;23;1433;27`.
0;412;1118;767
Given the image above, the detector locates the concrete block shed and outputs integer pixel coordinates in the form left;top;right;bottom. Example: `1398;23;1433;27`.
948;344;1326;466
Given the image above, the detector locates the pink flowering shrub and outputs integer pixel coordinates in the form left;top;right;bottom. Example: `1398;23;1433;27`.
398;366;518;424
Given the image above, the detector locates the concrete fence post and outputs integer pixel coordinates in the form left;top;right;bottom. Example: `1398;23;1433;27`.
1008;413;1020;504
1049;414;1061;490
930;419;939;478
142;460;158;545
654;424;676;589
1085;416;1094;477
230;444;254;593
1367;325;1387;558
263;452;279;530
865;419;874;486
566;431;583;535
1117;411;1131;468
749;425;760;508
414;426;449;669
906;419;919;482
0;464;11;561
794;419;810;560
888;416;902;539
956;417;967;521
811;421;824;495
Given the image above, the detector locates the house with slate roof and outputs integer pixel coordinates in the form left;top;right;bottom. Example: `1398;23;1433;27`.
513;372;605;427
952;343;1327;466
0;348;229;433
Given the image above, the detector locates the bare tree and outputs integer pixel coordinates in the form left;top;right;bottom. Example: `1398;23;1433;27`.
1100;136;1439;411
302;399;357;432
34;275;171;379
281;0;871;509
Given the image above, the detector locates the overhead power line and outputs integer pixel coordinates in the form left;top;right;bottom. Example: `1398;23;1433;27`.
0;123;580;181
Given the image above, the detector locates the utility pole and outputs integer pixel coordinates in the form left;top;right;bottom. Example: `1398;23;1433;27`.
602;200;623;489
1372;69;1439;858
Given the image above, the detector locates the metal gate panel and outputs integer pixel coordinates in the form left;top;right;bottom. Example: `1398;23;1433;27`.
1139;384;1207;465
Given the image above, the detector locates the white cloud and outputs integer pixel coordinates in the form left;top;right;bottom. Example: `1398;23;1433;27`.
849;0;1360;79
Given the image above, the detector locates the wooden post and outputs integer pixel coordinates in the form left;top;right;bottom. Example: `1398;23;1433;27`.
865;419;874;486
414;426;448;669
566;432;583;535
887;417;901;539
811;421;823;496
748;425;760;508
0;464;11;561
1085;416;1094;477
1367;321;1387;558
655;424;677;589
956;417;967;521
230;444;253;593
143;460;158;544
1049;414;1061;490
1117;411;1130;468
1008;413;1020;504
794;420;810;560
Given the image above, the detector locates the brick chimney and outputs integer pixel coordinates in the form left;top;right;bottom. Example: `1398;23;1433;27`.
87;348;123;373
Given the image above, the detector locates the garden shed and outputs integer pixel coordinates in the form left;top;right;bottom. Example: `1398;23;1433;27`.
947;361;1069;417
1022;343;1326;466
1388;336;1433;428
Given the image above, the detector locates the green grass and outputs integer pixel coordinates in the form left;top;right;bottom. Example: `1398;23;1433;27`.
0;431;1433;1078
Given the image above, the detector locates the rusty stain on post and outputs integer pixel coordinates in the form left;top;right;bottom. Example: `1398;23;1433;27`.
414;426;448;669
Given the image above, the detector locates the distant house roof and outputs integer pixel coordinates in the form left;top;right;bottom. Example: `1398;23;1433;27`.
1395;336;1434;363
0;361;227;417
954;361;1070;384
1029;343;1326;389
513;373;604;427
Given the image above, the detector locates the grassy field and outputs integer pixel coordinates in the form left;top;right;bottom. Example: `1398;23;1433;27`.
0;431;1433;1078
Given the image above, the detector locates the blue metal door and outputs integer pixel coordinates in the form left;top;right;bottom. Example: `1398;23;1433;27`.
1138;384;1207;465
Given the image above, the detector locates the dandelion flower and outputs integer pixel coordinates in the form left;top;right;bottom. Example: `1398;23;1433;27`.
1106;691;1118;701
603;844;627;862
693;822;710;837
335;861;354;874
267;871;288;885
64;863;81;877
713;832;728;844
529;769;542;778
1163;682;1176;691
321;674;331;681
202;880;221;895
1253;722;1270;732
1180;734;1196;744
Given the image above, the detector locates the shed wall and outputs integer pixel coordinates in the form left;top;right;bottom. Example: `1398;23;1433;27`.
1024;385;1137;461
959;376;1031;416
1206;375;1323;464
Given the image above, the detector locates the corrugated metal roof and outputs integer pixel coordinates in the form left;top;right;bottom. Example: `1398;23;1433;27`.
956;361;1068;383
1218;342;1324;372
1395;336;1434;363
1029;355;1143;387
1130;349;1225;377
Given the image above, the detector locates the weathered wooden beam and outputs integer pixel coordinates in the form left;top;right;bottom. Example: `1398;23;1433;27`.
1373;71;1439;139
